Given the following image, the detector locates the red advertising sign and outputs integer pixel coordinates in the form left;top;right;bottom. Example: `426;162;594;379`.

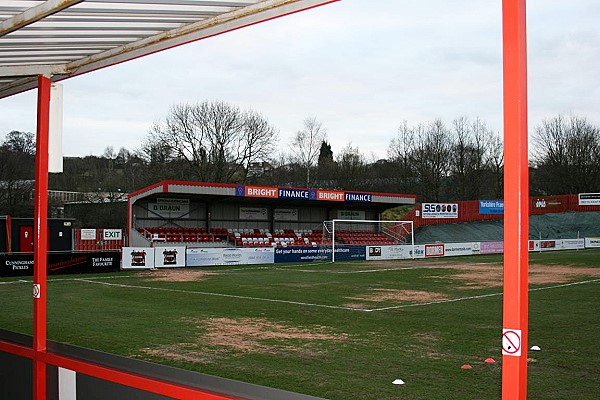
316;190;345;201
425;244;445;257
244;185;278;198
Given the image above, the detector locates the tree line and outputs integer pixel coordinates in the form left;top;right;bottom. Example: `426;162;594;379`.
1;100;599;219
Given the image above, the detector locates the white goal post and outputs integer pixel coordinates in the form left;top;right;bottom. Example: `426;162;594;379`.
322;219;415;262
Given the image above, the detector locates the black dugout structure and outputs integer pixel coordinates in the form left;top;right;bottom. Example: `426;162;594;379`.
0;216;74;253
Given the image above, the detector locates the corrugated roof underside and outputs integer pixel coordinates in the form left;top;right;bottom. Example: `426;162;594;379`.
168;183;236;196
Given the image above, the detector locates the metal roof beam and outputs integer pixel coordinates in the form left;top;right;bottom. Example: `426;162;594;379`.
66;0;338;77
0;0;86;37
0;63;69;78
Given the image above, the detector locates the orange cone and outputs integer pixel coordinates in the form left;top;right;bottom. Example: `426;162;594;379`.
461;364;473;369
485;358;496;364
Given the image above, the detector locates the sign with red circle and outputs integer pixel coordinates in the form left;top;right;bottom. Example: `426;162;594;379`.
33;283;41;299
502;328;522;356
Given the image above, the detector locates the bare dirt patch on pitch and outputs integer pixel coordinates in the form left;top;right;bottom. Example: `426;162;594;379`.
435;262;600;289
141;318;349;363
344;289;448;307
200;318;348;353
138;269;216;282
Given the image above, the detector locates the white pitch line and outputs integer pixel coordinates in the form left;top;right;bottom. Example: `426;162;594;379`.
0;279;30;285
334;265;435;274
75;279;364;312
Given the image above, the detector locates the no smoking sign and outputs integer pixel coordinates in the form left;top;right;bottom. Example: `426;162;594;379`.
502;328;522;356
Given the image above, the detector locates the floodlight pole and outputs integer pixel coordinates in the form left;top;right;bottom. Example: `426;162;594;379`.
33;74;51;400
501;0;529;399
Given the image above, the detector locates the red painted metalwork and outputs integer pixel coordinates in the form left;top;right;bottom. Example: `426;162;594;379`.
501;0;529;399
0;339;35;359
5;214;11;253
40;351;241;400
33;74;51;400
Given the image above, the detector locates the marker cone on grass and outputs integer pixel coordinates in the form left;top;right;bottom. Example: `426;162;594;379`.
485;357;496;364
461;364;472;369
392;379;405;385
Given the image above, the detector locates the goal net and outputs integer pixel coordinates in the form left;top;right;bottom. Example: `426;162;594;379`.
322;219;414;262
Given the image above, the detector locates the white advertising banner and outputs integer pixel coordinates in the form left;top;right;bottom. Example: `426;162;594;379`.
561;239;585;250
239;207;268;220
186;247;274;266
80;228;96;240
444;242;474;257
153;246;186;268
274;208;298;221
421;203;459;219
122;247;155;269
585;237;600;248
578;193;600;206
365;245;425;260
103;229;122;241
149;203;189;218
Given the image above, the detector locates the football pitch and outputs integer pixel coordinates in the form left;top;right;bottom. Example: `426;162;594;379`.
1;249;599;399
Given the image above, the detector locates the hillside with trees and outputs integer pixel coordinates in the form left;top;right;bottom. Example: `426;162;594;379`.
1;101;599;227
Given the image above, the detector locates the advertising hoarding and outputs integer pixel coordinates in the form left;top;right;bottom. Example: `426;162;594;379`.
186;247;275;267
273;208;298;221
480;241;504;254
585;237;600;248
122;247;155;269
239;207;268;220
422;203;458;219
1;251;120;277
578;193;600;206
443;242;474;256
479;200;504;214
154;246;186;268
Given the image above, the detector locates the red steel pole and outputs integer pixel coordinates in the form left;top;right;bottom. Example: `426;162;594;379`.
501;0;529;399
33;74;51;400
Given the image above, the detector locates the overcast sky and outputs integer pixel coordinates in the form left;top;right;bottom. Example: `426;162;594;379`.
0;0;598;160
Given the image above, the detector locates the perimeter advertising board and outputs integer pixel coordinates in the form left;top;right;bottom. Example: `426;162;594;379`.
273;246;365;263
480;241;504;254
578;193;600;206
422;203;458;219
366;245;413;260
479;200;504;214
122;247;155;269
186;247;274;266
0;251;120;277
153;246;186;268
561;239;585;250
585;237;600;248
444;242;474;256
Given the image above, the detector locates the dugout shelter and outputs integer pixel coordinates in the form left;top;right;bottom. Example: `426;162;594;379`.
127;180;417;247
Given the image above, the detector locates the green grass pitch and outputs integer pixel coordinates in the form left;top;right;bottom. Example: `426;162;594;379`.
1;249;599;399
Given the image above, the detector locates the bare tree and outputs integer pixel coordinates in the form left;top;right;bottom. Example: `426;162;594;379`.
290;117;327;187
2;130;35;155
448;117;499;200
334;142;367;189
142;101;278;183
388;121;416;193
532;114;600;194
410;119;452;201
